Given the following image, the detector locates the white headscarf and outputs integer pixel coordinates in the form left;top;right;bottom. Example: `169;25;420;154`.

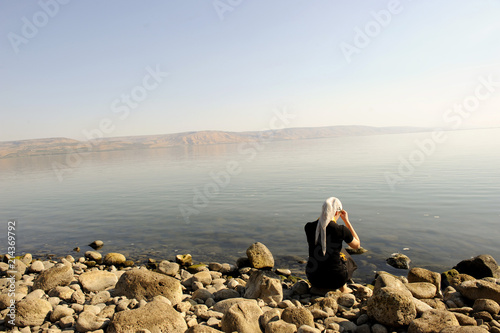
315;197;343;255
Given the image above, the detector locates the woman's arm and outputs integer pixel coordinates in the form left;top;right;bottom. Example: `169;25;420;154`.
340;210;361;249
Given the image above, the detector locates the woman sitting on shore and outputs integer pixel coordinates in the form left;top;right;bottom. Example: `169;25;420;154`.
304;197;361;294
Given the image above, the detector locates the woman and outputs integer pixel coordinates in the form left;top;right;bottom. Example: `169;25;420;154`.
304;197;360;293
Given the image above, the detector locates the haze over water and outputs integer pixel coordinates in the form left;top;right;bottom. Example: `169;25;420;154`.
1;128;499;282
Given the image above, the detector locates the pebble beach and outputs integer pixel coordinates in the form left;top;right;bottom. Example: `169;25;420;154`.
1;241;500;333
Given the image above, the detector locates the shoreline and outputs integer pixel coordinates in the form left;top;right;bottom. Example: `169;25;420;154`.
1;242;500;332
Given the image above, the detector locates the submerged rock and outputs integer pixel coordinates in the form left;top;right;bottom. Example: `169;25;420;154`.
89;240;104;250
386;253;411;269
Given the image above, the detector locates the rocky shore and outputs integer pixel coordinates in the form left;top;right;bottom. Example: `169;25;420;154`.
1;241;500;333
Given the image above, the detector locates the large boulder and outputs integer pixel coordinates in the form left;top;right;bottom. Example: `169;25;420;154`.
246;242;274;269
454;255;500;279
33;264;73;292
244;270;283;303
281;307;315;328
107;299;187;333
456;279;500;303
405;282;437;299
79;270;118;292
13;298;52;327
221;300;263;333
408;267;441;292
408;309;459;333
367;286;417;327
114;268;182;304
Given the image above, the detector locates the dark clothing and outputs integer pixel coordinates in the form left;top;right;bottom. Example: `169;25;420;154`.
304;220;354;289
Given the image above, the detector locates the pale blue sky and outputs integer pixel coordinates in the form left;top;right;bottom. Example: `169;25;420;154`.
1;1;500;141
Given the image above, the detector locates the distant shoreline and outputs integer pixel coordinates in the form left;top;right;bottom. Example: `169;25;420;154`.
0;125;434;159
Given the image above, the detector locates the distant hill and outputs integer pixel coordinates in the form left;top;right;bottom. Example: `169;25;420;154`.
0;126;429;159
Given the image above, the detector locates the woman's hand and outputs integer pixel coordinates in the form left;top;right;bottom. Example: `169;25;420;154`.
340;210;348;221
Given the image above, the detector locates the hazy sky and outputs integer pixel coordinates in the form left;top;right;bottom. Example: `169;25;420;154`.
1;1;500;141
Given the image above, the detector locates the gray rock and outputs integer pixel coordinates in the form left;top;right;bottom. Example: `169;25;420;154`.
107;299;187;333
14;298;52;327
408;309;459;333
281;307;315;328
367;286;417;327
372;323;388;333
454;254;500;279
79;270;118;292
473;298;500;315
75;311;109;332
244;270;283;303
386;253;411;269
405;282;437;299
221;301;263;333
338;321;357;333
457;279;500;303
214;288;240;301
103;253;126;266
192;288;214;301
266;319;296;333
114;268;182;304
246;242;274;269
157;261;180;276
408;267;442;292
292;280;310;296
33;264;74;292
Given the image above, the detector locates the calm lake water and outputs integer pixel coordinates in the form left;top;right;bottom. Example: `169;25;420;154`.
1;128;499;282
